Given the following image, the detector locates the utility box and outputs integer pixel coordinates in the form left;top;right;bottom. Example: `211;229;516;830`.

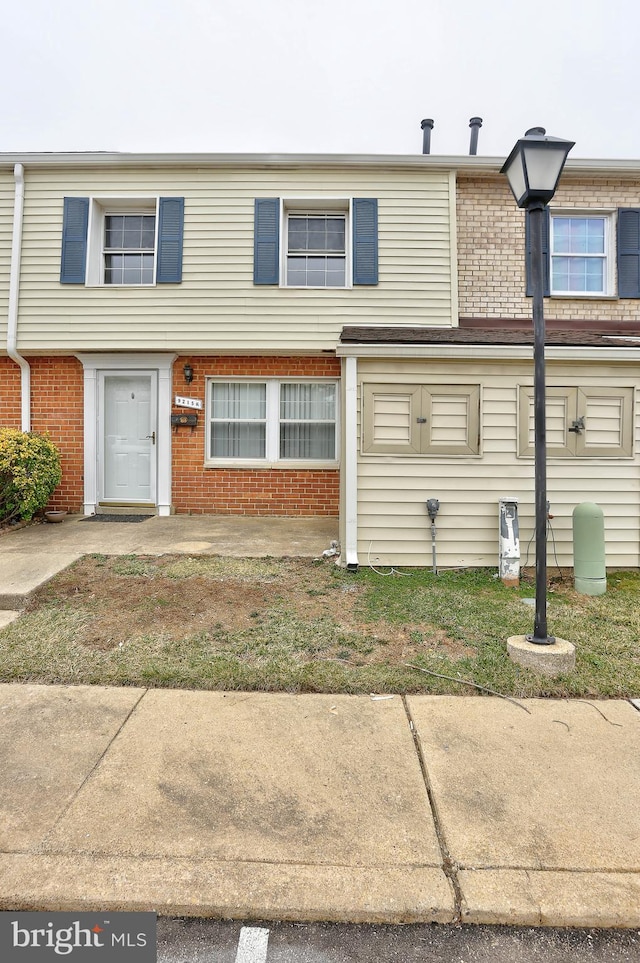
498;497;520;587
573;502;606;596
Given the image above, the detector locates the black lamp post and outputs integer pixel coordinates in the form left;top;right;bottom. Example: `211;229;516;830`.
501;128;574;644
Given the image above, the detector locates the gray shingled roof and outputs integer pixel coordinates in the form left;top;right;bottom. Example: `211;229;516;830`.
339;326;640;348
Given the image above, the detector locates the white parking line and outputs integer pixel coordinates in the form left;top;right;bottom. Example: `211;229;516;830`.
235;926;270;963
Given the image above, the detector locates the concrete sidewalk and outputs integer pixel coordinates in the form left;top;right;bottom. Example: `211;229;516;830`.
0;685;638;927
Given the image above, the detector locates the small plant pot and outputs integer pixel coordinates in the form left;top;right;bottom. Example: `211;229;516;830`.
44;510;67;524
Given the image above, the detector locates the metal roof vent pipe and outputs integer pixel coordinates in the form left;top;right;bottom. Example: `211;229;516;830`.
469;116;483;155
421;118;434;154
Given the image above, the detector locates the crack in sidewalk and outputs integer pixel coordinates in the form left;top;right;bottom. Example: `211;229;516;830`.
402;696;463;922
35;688;149;849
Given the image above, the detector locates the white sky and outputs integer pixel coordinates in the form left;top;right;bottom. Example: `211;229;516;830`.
1;0;638;160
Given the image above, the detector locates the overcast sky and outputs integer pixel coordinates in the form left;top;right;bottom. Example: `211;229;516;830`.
1;0;638;160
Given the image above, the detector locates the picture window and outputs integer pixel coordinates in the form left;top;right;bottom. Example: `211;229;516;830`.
207;380;338;464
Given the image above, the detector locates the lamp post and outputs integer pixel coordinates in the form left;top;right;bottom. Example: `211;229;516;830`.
501;128;574;644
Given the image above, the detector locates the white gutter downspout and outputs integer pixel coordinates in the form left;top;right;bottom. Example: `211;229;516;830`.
7;163;30;431
343;355;359;569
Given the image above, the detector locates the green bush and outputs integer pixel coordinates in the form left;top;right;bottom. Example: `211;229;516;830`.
0;429;62;523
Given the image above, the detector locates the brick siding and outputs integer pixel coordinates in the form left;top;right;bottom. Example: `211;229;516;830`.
457;173;640;323
0;357;22;428
1;354;340;516
0;355;84;512
171;355;340;516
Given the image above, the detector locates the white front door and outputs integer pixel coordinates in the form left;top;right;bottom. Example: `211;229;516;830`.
101;372;157;504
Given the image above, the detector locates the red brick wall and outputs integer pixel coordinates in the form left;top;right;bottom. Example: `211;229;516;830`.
172;356;340;516
0;356;84;512
1;354;340;517
0;357;22;428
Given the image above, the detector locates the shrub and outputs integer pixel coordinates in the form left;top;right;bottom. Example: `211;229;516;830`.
0;429;62;523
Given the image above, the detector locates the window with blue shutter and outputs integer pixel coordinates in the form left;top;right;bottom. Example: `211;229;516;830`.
61;195;184;285
254;197;379;287
352;198;378;285
60;197;89;284
617;208;640;298
254;198;280;284
525;207;550;297
157;197;185;283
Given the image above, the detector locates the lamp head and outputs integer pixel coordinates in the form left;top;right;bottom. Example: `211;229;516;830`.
501;127;575;209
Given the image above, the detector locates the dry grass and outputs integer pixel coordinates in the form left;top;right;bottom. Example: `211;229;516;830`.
0;555;639;697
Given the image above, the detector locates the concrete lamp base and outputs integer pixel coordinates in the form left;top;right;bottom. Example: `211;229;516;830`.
507;635;576;677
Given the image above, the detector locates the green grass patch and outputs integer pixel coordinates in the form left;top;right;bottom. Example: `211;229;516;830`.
1;557;639;698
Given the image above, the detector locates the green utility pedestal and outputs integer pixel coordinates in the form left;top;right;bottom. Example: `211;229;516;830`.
573;502;606;596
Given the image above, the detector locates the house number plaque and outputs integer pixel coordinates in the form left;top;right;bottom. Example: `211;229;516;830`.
174;396;203;409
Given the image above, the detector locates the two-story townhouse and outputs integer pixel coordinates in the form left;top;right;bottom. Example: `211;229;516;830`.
0;151;457;534
2;150;640;572
339;156;640;571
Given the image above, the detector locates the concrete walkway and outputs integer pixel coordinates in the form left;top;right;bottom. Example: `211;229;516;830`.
0;686;638;926
0;513;339;617
0;514;639;927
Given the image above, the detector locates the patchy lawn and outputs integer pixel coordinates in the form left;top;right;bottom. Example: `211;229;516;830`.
1;554;639;698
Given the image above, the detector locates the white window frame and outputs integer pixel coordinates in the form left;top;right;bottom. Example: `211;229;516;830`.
281;198;351;289
205;377;340;468
550;210;616;297
86;196;159;286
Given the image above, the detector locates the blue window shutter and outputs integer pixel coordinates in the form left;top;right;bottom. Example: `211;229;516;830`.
157;197;184;283
617;209;640;298
254;198;280;284
60;197;89;284
352;198;378;285
525;207;550;297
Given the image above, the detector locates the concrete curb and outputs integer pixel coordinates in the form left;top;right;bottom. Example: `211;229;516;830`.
459;869;640;928
0;855;456;924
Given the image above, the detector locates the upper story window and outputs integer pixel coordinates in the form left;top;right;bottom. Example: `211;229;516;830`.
254;197;378;287
526;208;624;299
60;196;184;285
550;214;611;296
286;213;346;287
103;213;156;285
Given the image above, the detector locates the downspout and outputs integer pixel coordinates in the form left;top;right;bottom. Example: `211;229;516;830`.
342;355;359;569
7;163;30;431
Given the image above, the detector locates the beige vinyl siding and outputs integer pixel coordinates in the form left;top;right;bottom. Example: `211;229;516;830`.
0;170;13;351
14;165;455;353
355;359;640;569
